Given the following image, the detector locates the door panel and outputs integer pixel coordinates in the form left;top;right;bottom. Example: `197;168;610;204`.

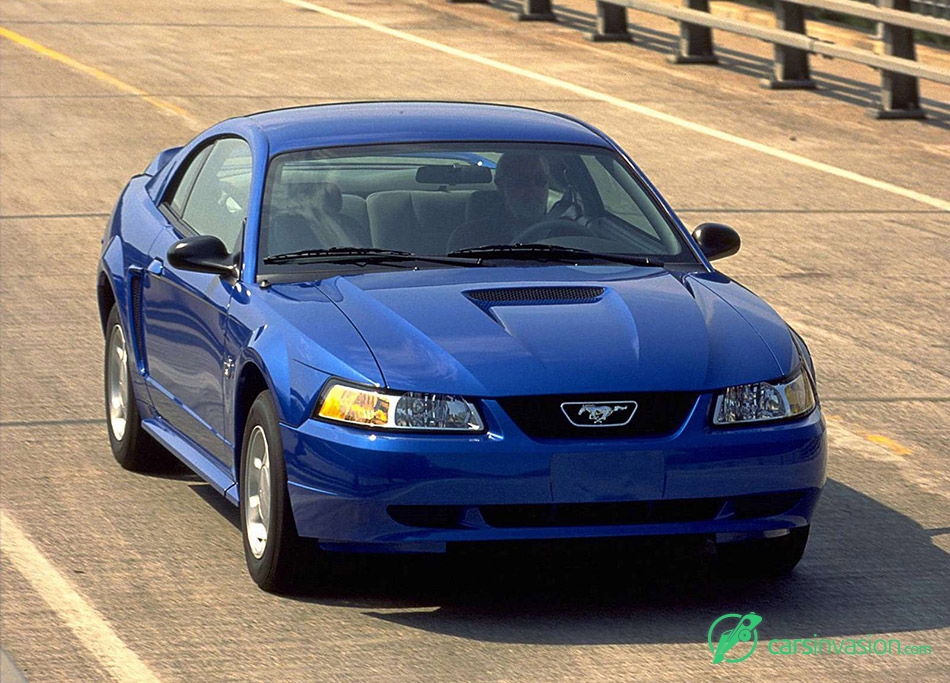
138;136;252;469
142;228;235;467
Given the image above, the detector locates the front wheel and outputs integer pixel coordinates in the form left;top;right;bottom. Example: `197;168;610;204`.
240;390;320;592
716;526;810;577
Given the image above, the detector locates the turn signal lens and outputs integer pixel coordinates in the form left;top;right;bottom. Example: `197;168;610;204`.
318;384;390;426
317;381;484;432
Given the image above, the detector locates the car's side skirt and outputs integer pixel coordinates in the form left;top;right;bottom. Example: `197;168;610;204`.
144;378;234;467
142;417;239;505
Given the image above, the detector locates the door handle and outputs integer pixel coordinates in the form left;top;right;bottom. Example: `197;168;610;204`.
147;259;164;276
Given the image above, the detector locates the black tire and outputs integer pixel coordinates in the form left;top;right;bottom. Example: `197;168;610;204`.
103;304;175;472
716;526;810;577
240;390;319;592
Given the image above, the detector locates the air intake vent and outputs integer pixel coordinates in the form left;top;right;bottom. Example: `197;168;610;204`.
129;274;147;372
386;492;808;531
465;286;605;305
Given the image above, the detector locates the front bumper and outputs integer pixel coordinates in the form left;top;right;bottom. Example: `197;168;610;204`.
283;395;826;552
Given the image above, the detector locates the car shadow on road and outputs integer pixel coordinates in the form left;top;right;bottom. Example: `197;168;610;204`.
279;479;949;644
188;482;241;529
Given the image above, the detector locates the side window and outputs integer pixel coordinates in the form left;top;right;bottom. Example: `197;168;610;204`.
167;146;212;217
179;138;253;251
582;156;661;240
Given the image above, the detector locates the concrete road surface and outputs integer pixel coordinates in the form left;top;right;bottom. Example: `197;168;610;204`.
1;0;948;681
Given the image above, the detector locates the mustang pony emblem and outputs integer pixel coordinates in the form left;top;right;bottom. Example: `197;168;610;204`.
560;400;639;427
579;404;628;423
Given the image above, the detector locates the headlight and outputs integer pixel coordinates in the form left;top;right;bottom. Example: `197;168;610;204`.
712;370;816;426
316;380;485;432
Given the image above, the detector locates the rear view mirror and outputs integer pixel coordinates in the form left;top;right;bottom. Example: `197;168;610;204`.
416;164;493;185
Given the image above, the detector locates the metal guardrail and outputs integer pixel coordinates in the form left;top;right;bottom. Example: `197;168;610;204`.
450;0;950;118
796;0;950;32
907;0;950;20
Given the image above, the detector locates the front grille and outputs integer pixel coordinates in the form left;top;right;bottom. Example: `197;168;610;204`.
498;392;697;438
387;492;806;530
465;286;605;305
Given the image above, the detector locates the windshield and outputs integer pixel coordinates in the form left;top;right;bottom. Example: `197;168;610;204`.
258;143;696;274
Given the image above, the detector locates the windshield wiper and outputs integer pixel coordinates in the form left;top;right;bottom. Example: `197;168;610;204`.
264;247;409;263
263;247;481;267
445;243;663;267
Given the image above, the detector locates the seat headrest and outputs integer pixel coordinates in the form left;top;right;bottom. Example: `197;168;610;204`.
283;181;343;215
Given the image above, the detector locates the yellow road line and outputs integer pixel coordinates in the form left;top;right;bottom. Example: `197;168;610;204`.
828;416;914;456
0;509;162;682
866;434;913;456
0;25;191;120
280;0;950;213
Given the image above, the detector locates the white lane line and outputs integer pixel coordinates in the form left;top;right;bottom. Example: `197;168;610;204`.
0;510;161;683
280;0;950;212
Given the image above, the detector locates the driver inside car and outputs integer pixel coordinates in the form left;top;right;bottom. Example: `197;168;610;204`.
446;153;551;252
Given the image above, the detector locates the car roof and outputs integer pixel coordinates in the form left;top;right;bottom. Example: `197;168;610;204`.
241;101;613;155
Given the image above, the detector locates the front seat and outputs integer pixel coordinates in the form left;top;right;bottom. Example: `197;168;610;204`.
265;212;317;257
269;181;370;251
366;190;472;254
445;190;505;252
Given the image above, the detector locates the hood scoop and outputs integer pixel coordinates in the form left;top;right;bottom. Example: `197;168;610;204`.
464;286;605;308
459;285;641;373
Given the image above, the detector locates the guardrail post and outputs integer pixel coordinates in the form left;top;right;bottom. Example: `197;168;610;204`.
873;0;925;118
516;0;558;21
590;1;633;41
670;0;718;64
761;2;816;89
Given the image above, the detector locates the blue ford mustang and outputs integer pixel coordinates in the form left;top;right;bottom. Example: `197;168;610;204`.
98;102;826;591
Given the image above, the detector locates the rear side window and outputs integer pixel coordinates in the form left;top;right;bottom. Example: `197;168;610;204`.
167;146;212;217
177;138;252;251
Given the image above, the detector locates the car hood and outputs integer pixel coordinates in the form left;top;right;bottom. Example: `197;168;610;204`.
273;265;798;397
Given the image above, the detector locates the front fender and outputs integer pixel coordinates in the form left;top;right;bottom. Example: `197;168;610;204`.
98;235;144;368
237;334;333;429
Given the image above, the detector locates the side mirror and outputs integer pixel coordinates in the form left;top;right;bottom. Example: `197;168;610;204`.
692;223;740;261
167;235;236;276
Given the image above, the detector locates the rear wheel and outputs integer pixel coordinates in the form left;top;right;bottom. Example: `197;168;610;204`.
240;390;320;592
104;305;175;472
716;526;810;577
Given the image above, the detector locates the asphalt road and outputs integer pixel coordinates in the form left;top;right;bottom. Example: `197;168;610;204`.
1;0;948;681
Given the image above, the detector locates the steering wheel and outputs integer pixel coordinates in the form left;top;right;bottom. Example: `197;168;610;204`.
513;218;592;244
